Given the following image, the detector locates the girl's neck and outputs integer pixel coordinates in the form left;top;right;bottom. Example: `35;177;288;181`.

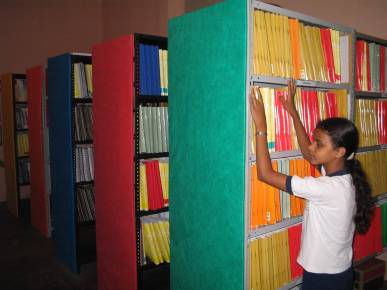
323;159;345;175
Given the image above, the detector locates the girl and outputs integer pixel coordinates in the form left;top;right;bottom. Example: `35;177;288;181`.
249;80;375;290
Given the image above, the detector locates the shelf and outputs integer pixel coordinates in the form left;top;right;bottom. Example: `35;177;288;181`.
278;277;303;290
353;252;378;266
140;262;170;272
72;98;93;104
249;150;303;163
139;207;169;217
250;75;351;90
16;155;29;159
356;33;387;46
74;140;93;145
14;101;28;105
16;128;29;132
248;216;303;241
18;182;31;186
375;193;387;205
355;91;386;98
136;95;168;104
356;145;386;154
136;152;169;160
78;220;96;227
139;261;170;290
75;180;94;186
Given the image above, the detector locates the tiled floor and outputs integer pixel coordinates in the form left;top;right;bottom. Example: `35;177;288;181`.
0;203;97;290
1;201;387;290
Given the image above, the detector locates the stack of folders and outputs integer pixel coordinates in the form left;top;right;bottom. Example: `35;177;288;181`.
140;160;168;211
76;184;95;223
251;158;319;229
74;104;93;142
140;213;170;266
15;106;28;130
75;145;94;182
356;150;387;197
356;40;387;92
17;133;29;156
353;206;382;261
17;159;30;184
380;203;387;248
14;79;27;102
139;105;168;153
252;10;346;82
251;87;348;153
73;63;93;98
249;223;302;290
355;99;387;147
139;44;168;96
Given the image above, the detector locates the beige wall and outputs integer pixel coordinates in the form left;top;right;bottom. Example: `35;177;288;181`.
0;0;102;74
0;0;386;75
102;0;169;41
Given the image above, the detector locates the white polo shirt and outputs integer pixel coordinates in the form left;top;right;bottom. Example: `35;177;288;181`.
286;168;356;274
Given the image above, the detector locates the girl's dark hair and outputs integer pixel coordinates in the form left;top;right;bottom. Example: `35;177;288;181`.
316;117;375;234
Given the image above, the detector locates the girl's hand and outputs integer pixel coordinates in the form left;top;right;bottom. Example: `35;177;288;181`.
279;79;298;116
249;86;267;132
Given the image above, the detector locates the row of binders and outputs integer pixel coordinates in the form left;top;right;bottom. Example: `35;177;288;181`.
249;224;302;290
140;213;170;266
356;40;387;92
251;87;347;153
73;63;93;98
76;185;95;223
15;106;28;130
253;10;347;82
139;44;168;96
355;99;387;147
139;105;169;154
75;145;94;183
139;160;169;211
17;133;29;156
74;104;93;142
250;205;385;290
14;79;27;102
17;159;30;184
251;158;320;229
357;150;387;197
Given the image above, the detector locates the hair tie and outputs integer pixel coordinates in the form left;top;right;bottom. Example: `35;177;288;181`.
346;152;355;160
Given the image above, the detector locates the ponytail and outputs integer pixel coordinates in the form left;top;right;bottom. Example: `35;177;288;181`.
345;158;375;234
316;117;375;235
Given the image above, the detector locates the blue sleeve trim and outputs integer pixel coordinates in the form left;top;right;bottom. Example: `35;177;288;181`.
286;175;293;194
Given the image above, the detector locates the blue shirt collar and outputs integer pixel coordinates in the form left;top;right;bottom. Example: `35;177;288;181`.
327;169;348;177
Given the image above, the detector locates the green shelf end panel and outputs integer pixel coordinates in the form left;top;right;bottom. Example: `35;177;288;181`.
169;0;247;290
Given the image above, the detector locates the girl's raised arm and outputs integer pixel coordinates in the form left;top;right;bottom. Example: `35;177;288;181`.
279;79;312;162
250;87;287;191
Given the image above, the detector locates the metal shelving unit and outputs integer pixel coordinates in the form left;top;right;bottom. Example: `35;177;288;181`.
246;1;356;289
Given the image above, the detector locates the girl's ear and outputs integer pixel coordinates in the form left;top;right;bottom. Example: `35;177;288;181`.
335;147;346;159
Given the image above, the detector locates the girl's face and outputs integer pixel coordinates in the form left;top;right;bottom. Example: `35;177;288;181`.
308;128;343;166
